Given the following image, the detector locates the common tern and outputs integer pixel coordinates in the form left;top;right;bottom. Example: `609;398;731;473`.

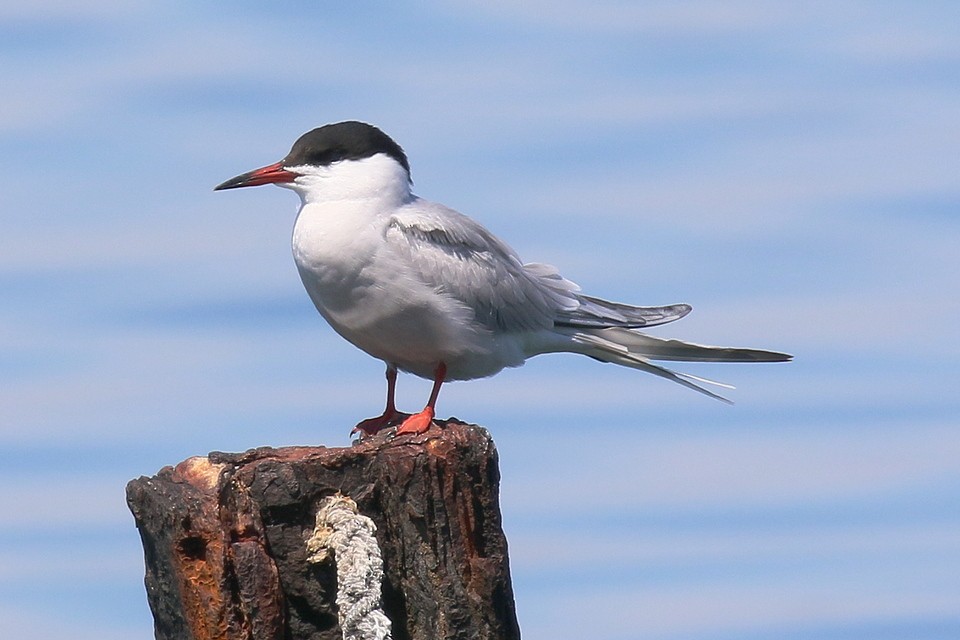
215;121;791;436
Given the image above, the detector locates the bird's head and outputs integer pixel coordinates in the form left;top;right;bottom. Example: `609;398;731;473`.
215;121;411;204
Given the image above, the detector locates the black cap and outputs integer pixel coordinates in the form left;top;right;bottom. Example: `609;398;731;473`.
283;121;410;176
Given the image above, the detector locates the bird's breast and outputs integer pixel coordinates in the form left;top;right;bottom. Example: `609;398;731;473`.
291;202;447;352
291;202;382;314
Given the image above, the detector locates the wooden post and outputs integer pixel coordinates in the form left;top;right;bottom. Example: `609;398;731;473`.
126;420;521;640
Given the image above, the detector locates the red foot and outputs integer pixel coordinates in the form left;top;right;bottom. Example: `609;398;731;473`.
351;410;404;437
395;406;435;435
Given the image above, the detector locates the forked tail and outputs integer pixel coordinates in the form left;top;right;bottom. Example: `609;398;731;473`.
569;327;792;403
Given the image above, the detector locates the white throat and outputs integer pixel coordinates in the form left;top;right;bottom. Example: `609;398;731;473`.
281;153;411;205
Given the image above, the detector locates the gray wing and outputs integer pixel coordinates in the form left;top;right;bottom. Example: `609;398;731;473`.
387;199;692;333
521;263;690;328
386;201;580;332
556;294;692;329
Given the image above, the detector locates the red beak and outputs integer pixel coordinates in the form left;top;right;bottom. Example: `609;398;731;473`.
214;161;297;190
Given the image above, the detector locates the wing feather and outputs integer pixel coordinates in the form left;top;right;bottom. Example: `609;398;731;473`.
386;199;694;335
386;202;577;333
557;296;691;328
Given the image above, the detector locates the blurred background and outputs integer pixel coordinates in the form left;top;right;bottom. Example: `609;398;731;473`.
1;2;958;638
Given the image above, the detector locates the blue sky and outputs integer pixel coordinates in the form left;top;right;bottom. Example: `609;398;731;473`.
1;2;959;638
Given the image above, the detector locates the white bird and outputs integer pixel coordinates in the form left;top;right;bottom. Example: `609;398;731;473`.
215;121;791;436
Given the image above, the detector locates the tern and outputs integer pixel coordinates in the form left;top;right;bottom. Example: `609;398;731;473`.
215;121;791;436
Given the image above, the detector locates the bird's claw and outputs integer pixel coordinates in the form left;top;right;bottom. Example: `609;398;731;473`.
351;411;405;438
395;407;435;435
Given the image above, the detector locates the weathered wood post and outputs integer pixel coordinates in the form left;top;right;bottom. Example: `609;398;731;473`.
126;420;521;640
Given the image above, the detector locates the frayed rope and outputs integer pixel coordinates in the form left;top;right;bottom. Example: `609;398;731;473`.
306;494;392;640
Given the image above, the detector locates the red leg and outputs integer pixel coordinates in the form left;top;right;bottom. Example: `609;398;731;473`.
352;365;402;436
396;363;447;435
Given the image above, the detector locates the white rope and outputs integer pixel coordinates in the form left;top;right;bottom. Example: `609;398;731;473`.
306;494;392;640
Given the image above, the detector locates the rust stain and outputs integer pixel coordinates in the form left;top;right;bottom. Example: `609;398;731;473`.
174;456;226;492
170;456;231;640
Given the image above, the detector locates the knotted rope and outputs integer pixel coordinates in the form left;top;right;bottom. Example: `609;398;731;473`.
306;494;392;640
